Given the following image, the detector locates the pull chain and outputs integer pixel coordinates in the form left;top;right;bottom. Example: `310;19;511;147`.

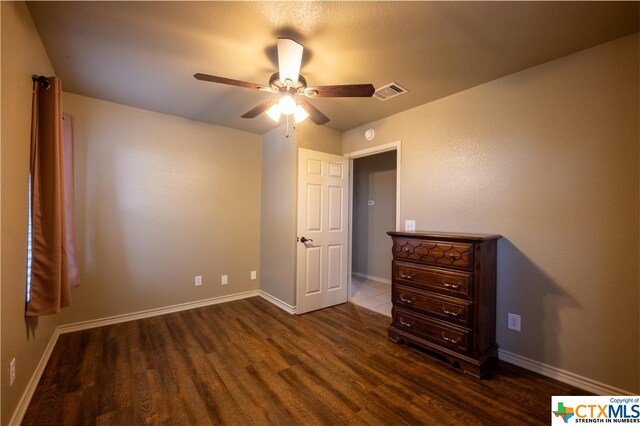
285;114;290;138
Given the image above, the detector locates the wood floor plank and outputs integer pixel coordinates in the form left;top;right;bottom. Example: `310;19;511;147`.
170;374;214;425
95;405;136;426
23;297;590;425
21;383;59;426
206;351;276;425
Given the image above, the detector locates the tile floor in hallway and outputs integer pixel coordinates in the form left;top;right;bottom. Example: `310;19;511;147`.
349;275;392;317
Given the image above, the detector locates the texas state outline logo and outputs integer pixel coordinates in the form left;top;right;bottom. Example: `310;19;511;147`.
552;401;575;423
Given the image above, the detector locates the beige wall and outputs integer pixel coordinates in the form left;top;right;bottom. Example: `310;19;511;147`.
0;3;61;423
344;34;640;393
296;121;343;155
260;125;297;306
259;123;343;307
352;151;396;281
57;93;261;324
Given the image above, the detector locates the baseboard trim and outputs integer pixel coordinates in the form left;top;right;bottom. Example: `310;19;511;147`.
8;289;260;425
8;327;61;426
259;290;296;314
352;272;391;285
498;349;634;395
58;290;260;334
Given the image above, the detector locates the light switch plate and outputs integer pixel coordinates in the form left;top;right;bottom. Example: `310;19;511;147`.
508;313;521;331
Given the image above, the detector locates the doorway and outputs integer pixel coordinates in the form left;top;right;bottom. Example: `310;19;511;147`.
346;142;400;317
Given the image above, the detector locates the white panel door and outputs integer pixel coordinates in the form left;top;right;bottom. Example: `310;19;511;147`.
296;148;349;314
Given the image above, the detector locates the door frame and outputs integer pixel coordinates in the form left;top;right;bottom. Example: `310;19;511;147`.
344;140;401;301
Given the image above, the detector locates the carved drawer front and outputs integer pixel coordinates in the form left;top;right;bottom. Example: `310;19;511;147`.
393;284;472;327
393;308;471;354
393;261;473;300
392;238;473;270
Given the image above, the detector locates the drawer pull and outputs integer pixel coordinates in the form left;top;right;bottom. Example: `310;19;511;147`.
442;306;463;317
403;247;411;253
399;295;415;304
400;272;415;280
442;281;461;289
448;253;459;261
441;332;462;344
399;319;414;329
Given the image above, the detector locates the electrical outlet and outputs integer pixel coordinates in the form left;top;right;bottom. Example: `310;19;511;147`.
9;358;15;386
405;220;416;231
221;275;228;285
250;270;257;280
194;275;202;287
508;313;521;332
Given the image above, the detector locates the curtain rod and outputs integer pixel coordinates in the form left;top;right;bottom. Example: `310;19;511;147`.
32;75;50;89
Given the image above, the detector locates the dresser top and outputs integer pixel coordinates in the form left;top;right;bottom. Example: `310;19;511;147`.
387;230;502;242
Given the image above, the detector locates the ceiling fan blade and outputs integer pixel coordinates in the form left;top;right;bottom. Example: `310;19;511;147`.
194;73;272;92
277;38;303;85
241;99;278;119
297;99;329;125
305;84;375;98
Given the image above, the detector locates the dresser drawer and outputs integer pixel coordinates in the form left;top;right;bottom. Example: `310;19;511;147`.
392;238;473;270
393;308;471;354
393;261;473;299
393;284;472;326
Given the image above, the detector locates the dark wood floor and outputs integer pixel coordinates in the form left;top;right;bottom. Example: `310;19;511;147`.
23;297;588;425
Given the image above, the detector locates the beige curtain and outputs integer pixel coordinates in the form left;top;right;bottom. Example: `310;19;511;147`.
26;76;79;317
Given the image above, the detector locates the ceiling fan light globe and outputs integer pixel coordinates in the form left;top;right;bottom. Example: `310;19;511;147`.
266;103;282;122
294;104;310;123
279;95;297;115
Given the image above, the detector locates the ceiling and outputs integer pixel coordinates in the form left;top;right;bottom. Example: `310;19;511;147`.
27;1;639;135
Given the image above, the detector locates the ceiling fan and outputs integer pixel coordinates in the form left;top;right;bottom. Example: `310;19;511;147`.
194;38;375;126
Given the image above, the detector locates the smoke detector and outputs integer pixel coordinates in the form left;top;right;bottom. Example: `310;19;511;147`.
364;129;375;140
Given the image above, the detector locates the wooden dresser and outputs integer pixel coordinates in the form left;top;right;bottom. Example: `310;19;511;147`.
387;231;501;378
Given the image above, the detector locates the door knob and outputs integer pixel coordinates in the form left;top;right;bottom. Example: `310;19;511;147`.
300;237;313;243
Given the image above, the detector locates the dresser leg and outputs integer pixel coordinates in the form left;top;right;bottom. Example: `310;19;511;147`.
460;361;482;379
387;329;403;343
459;357;496;379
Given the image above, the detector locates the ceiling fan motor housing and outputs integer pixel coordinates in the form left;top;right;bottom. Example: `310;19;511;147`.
269;72;316;97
